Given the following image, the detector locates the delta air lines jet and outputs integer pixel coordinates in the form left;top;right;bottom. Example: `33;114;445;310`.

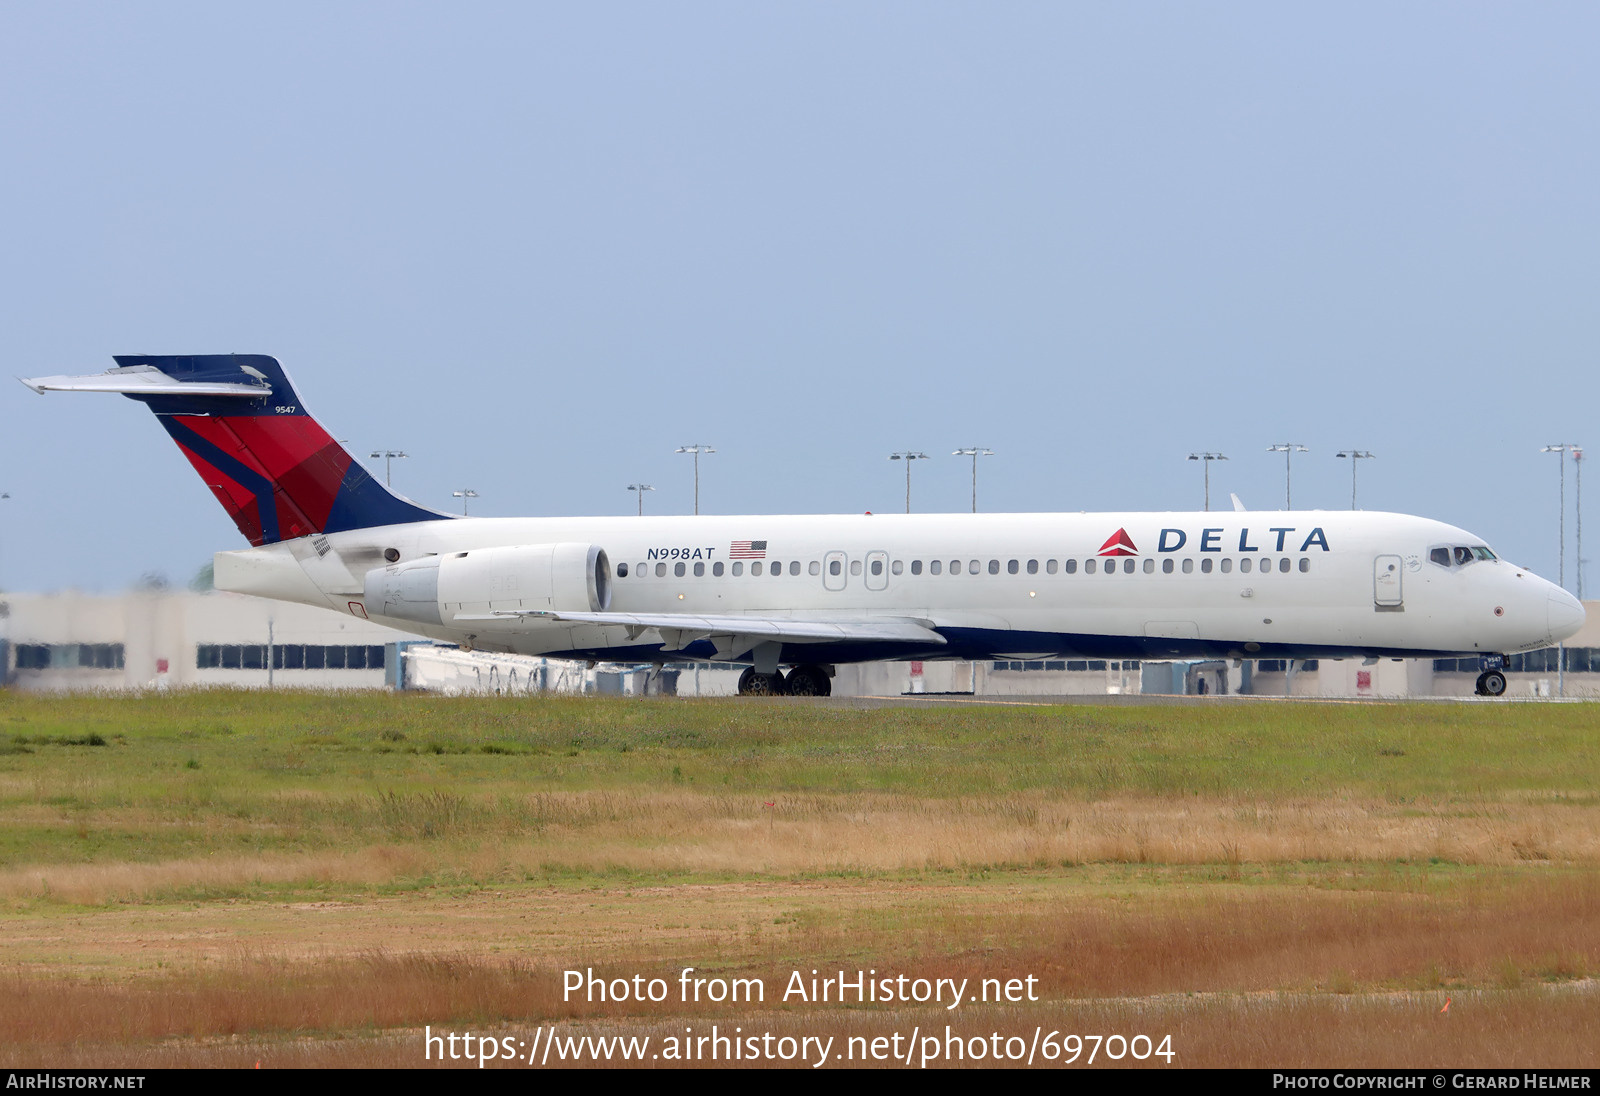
22;355;1585;697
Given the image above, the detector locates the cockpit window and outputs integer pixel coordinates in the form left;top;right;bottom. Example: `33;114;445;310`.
1433;544;1498;568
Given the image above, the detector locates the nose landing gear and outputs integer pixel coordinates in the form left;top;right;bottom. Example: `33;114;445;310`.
1474;669;1508;697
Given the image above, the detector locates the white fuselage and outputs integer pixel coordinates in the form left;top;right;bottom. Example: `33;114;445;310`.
215;509;1585;667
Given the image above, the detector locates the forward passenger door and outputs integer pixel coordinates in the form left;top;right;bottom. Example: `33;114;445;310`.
1374;555;1403;609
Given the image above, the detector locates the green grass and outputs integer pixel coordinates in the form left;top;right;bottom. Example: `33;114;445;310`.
0;689;1594;892
3;690;1596;803
0;689;1594;1069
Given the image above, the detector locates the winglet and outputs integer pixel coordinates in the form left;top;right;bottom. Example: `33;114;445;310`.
1230;492;1247;512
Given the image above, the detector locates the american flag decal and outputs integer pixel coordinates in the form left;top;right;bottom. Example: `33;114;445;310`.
729;540;768;559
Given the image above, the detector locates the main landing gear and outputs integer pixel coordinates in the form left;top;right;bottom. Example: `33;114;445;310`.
1474;669;1507;697
737;664;833;697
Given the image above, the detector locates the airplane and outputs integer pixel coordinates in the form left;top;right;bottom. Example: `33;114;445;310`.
21;354;1586;698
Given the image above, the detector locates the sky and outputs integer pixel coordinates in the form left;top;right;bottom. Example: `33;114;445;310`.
1;2;1597;595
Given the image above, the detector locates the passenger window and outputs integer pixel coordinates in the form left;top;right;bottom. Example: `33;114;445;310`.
674;562;686;577
1280;558;1291;573
892;560;903;575
911;560;923;575
637;562;646;576
1200;559;1213;574
970;560;981;575
655;562;667;577
930;560;942;575
1222;558;1234;574
949;560;960;574
989;560;1001;575
1182;559;1194;574
752;562;763;576
1105;561;1117;577
1123;559;1134;574
1045;559;1058;574
1430;548;1450;567
1298;558;1310;573
1085;559;1097;574
693;562;705;577
830;559;842;576
1063;559;1075;574
1162;559;1173;574
790;561;800;576
713;562;724;577
851;560;863;576
1027;559;1038;574
809;560;821;576
870;560;883;576
617;563;629;577
774;564;783;578
732;562;743;576
1143;559;1154;574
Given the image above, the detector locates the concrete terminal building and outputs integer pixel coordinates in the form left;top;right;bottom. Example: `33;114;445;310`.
0;591;415;692
2;590;1597;699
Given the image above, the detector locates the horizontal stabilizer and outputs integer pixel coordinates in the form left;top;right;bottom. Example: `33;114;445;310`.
20;364;272;398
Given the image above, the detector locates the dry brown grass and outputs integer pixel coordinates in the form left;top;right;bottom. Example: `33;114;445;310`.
0;846;432;907
5;987;1596;1068
1;870;1593;1053
5;695;1598;1067
4;791;1596;906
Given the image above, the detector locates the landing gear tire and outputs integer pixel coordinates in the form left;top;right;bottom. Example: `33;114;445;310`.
738;667;788;696
785;664;832;697
1475;670;1507;697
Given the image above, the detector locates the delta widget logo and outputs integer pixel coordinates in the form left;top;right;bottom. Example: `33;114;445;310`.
1097;529;1138;557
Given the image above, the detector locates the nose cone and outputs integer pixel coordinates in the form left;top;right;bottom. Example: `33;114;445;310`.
1548;589;1586;643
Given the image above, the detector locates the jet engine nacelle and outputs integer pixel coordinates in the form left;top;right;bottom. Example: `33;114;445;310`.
363;542;612;626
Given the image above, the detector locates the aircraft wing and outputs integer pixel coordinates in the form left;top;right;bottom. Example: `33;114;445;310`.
450;609;946;659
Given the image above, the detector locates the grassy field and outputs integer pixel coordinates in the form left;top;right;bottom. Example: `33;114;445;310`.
1;690;1596;1068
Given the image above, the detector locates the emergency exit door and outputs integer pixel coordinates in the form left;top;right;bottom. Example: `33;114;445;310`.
823;551;847;592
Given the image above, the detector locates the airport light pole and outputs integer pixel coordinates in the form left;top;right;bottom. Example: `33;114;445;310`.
1187;453;1227;511
628;483;655;516
369;449;408;487
1266;444;1308;509
889;451;929;514
1575;447;1585;600
952;447;993;513
1335;450;1375;510
0;492;8;591
675;444;714;515
452;489;479;516
1542;443;1578;590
